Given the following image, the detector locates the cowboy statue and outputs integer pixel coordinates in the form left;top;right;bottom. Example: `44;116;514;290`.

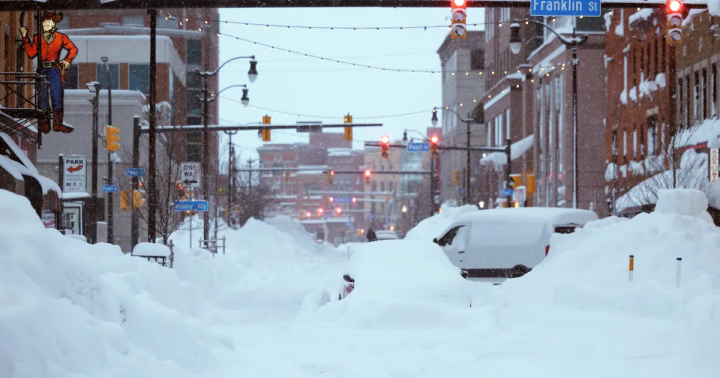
20;11;77;134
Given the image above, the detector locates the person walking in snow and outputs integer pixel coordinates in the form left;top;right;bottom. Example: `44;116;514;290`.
366;228;377;242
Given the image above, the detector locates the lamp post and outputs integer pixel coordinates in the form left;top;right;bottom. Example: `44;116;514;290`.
87;81;102;243
101;56;114;244
510;20;587;209
197;56;257;242
432;107;474;206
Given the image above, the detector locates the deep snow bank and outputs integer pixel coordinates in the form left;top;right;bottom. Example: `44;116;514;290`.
0;190;237;378
296;240;473;328
404;204;478;241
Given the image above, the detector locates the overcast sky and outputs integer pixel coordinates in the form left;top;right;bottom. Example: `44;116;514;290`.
218;7;485;160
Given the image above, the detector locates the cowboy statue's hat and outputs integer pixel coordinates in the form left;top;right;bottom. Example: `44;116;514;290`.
41;12;63;23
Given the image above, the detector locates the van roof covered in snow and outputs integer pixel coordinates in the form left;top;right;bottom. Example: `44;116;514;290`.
453;207;598;227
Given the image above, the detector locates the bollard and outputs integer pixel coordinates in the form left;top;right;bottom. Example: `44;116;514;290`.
168;240;174;269
629;255;634;281
676;257;682;287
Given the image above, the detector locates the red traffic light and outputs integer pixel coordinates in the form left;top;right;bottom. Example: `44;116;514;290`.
365;169;371;177
453;0;465;6
317;208;324;214
380;135;390;145
335;207;342;214
668;0;682;12
352;197;357;203
430;135;439;144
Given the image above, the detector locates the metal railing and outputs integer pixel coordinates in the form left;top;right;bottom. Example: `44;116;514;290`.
198;236;226;256
0;72;51;138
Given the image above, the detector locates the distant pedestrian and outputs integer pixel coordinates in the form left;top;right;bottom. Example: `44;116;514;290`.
366;228;377;242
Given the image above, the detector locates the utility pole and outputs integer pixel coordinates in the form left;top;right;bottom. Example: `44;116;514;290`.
131;116;140;250
201;62;211;242
103;57;114;244
89;85;100;244
430;156;435;217
147;9;158;243
465;114;471;205
571;27;579;209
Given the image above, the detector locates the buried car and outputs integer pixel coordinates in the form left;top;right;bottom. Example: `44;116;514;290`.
336;240;470;306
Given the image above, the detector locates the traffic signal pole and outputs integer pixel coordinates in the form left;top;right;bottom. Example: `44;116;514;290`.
131;116;140;250
105;60;114;244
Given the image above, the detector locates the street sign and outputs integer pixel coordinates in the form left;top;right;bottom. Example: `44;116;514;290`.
513;186;527;203
102;185;119;193
407;142;430;152
530;0;601;17
333;197;352;204
711;149;719;182
63;155;87;193
501;188;514;197
126;168;145;177
174;200;209;212
458;188;468;195
180;162;201;188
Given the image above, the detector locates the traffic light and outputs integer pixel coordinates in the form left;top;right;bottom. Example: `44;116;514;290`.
261;128;271;142
120;190;130;211
328;170;335;184
352;197;357;204
452;170;459;186
364;169;371;184
262;115;271;125
335;207;342;216
177;182;185;199
285;171;291;181
450;0;467;39
317;208;324;217
666;0;685;44
510;173;522;189
430;135;440;159
106;126;120;152
133;190;144;208
344;113;353;142
380;135;390;158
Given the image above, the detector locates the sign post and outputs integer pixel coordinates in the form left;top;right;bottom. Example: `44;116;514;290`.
62;155;87;194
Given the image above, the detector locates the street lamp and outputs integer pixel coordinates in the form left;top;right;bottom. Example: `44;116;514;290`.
197;56;257;242
510;20;587;209
87;81;101;244
432;106;475;206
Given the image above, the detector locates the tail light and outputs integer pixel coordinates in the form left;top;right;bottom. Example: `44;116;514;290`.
545;245;550;256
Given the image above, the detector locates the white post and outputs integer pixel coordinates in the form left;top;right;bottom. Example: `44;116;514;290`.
189;215;193;250
629;255;634;281
676;257;682;287
169;240;174;269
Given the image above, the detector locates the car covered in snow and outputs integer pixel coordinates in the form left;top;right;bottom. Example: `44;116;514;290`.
434;207;597;280
337;240;470;303
375;230;399;240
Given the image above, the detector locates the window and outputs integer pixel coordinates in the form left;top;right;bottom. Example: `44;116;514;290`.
186;71;202;89
611;130;618;157
633;128;638;158
555;77;563;173
496;114;504;146
96;64;119;90
695;72;700;123
647;120;657;157
129;64;150;93
660;38;666;73
505;108;511;141
686;75;691;126
186;131;201;162
187;89;202;115
640;45;644;81
486;122;492;146
187;116;201;125
471;49;485;70
713;63;718;118
654;38;658;77
438;225;465;246
122;16;144;26
186;39;202;65
678;78;684;126
632;49;637;86
660;122;665;155
537;87;544;206
623;129;627;158
64;64;79;89
702;68;708;121
157;16;178;29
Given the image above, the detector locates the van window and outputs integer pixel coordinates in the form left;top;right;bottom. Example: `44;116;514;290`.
438;225;465;246
471;221;544;246
554;226;577;234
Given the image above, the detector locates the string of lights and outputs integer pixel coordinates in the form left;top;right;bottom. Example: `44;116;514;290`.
158;11;518;32
218;31;572;76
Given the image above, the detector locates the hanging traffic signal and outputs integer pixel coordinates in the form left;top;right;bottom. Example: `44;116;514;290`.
450;0;467;39
452;170;459;186
262;115;271;125
106;126;120;152
261;128;271;142
344;113;353;141
430;135;440;159
364;169;371;184
317;208;324;217
352;197;357;204
666;0;684;44
328;170;335;184
335;207;342;215
380;135;390;158
120;190;130;211
133;190;144;208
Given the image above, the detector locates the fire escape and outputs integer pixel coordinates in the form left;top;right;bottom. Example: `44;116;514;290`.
0;72;51;148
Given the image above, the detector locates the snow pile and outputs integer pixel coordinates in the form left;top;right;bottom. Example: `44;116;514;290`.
487;189;720;369
0;190;236;378
263;215;337;254
404;204;478;241
674;117;720;149
629;9;653;25
132;242;170;257
297;240;471;327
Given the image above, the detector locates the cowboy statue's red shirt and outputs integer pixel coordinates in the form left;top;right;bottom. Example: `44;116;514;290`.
23;32;78;64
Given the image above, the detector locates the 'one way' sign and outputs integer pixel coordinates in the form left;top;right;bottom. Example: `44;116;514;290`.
180;162;201;188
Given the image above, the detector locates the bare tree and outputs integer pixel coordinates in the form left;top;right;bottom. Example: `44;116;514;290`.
118;102;187;244
619;127;711;212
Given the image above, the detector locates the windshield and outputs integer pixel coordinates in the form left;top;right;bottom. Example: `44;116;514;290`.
3;2;715;377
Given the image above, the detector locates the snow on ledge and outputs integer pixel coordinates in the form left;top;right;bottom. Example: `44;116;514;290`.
480;134;534;166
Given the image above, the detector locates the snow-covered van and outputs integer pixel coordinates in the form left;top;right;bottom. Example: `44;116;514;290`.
434;207;598;279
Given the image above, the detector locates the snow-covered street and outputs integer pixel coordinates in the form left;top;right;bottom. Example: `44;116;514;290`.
2;188;719;378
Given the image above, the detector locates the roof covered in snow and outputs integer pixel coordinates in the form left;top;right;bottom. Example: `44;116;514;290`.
453;207;598;228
